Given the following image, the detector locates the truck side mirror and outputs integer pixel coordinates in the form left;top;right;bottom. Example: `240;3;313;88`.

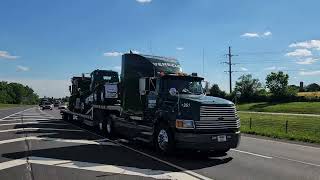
69;86;71;93
139;78;146;95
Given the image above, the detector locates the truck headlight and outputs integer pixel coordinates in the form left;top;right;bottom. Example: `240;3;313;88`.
176;119;195;129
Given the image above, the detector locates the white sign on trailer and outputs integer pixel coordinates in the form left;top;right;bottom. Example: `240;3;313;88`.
105;84;118;98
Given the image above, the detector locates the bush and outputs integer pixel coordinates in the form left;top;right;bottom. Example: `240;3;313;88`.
208;84;226;98
0;81;39;104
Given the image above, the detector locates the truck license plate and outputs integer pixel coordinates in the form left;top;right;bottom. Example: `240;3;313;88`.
217;135;227;142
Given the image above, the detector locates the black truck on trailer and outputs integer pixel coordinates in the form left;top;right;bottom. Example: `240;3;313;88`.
61;52;240;154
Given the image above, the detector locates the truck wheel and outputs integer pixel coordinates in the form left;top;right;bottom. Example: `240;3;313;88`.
62;113;68;121
155;123;174;154
68;114;73;121
103;116;114;137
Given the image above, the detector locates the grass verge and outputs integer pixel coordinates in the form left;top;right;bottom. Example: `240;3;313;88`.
0;103;24;109
239;112;320;144
237;102;320;114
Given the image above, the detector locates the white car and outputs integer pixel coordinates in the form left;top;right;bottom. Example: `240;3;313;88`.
42;102;53;110
58;104;68;110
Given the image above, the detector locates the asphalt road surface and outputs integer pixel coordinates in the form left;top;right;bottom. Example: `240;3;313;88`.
0;107;319;180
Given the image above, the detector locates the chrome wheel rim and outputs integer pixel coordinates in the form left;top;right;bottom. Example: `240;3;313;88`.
157;129;169;151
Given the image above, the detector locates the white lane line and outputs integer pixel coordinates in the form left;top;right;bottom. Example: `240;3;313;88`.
0;136;119;146
0;128;84;133
231;149;273;159
0;122;68;127
231;149;320;167
0;119;61;123
39;137;118;146
2;117;55;120
0;137;27;144
3;115;54;118
243;136;320;150
28;156;200;180
3;115;53;119
273;156;320;167
0;159;26;171
0;107;35;121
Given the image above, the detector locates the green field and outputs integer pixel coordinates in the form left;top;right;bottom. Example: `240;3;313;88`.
0;104;24;109
237;102;320;114
239;112;320;143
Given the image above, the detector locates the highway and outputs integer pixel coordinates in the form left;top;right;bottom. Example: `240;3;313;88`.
0;107;319;180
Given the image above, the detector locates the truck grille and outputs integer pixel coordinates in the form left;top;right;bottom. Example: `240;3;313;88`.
196;106;240;130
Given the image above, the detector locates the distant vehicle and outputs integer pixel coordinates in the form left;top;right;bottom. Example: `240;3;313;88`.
54;101;60;107
58;104;67;109
42;102;53;110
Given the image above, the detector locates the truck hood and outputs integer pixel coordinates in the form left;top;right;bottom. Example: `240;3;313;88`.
179;94;234;105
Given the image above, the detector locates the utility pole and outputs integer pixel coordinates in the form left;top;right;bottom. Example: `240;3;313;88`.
223;46;237;94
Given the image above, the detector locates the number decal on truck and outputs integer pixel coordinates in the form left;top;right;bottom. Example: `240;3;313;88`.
181;103;190;108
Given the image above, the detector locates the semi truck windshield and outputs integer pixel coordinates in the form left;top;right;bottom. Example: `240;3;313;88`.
165;79;203;95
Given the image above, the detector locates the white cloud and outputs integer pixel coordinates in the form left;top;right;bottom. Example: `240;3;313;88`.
136;0;152;3
16;65;30;72
103;51;122;57
176;47;184;51
131;50;140;54
263;31;272;36
296;57;318;65
285;49;312;57
264;66;285;71
264;66;276;70
289;40;320;50
240;67;248;71
0;50;19;60
241;33;260;38
241;31;272;38
299;70;320;76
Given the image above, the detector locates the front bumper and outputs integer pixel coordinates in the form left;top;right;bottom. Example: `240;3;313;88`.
174;131;241;151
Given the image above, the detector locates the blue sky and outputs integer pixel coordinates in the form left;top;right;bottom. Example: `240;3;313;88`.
1;0;320;97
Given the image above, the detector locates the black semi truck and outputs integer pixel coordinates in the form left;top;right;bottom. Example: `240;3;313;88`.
61;52;240;154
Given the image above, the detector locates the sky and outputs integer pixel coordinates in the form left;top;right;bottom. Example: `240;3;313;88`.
1;0;320;97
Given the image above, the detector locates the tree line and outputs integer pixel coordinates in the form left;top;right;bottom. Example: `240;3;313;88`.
0;81;39;104
209;71;320;103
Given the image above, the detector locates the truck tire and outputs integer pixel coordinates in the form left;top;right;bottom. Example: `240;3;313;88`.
62;113;68;121
102;116;114;137
155;123;174;154
68;114;73;121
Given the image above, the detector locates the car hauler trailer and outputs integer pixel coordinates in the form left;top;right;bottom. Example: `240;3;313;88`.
61;52;240;154
61;69;120;127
